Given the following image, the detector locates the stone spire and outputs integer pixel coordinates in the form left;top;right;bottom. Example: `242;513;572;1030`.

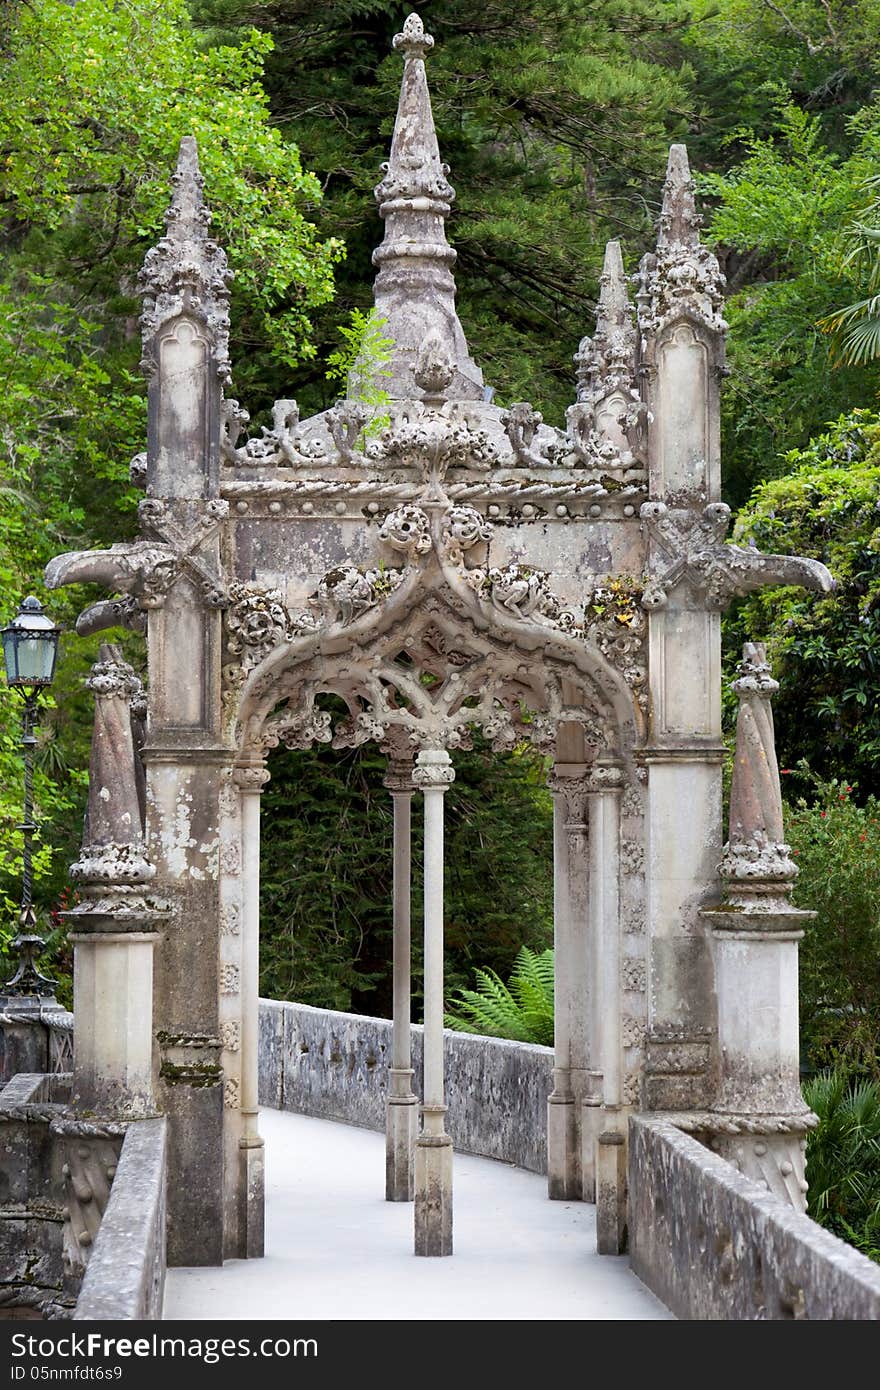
657;144;700;250
636;143;727;339
569;239;645;470
371;13;484;402
574;240;637;402
138;136;232;384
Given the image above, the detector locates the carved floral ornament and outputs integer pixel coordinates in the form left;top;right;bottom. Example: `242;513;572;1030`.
221;501;648;746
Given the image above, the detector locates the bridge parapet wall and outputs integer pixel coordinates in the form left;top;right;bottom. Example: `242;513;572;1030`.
258;998;552;1176
629;1114;880;1320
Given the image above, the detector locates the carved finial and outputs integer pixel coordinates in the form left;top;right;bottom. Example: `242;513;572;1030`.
569;239;642;468
636;142;727;338
71;644;154;885
370;17;484;400
414;331;455;403
393;12;435;59
719;642;797;888
165;135;209;243
138;136;233;383
657;144;700;249
595;240;633;339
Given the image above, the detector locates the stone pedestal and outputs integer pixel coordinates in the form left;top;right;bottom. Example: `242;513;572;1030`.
596;1129;627;1254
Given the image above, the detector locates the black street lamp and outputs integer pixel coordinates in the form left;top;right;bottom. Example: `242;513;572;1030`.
0;596;62;1013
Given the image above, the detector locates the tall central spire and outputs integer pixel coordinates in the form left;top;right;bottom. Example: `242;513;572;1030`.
370;13;484;402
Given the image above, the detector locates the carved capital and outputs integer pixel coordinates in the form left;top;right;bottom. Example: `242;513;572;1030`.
232;763;270;792
85;656;142;700
413;747;455;789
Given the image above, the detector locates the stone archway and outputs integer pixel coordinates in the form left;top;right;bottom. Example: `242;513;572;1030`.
44;12;833;1271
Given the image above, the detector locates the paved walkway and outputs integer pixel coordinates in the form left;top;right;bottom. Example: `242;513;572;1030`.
163;1108;670;1321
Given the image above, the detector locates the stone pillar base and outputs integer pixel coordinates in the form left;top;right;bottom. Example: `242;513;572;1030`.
414;1128;453;1256
240;1136;265;1259
711;1128;809;1213
547;1096;580;1201
596;1129;627;1255
386;1095;418;1202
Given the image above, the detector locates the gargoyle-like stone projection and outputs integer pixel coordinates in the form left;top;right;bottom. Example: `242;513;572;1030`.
41;10;835;1270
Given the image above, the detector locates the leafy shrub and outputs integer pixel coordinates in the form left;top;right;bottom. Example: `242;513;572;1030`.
804;1069;880;1262
444;946;554;1046
784;771;880;1078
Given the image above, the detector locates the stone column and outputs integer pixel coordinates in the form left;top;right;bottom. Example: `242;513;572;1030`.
138;137;232;1266
412;747;454;1256
233;761;269;1255
546;760;593;1200
587;762;626;1252
65;648;164;1118
383;743;419;1202
701;644;814;1210
638;144;727;1111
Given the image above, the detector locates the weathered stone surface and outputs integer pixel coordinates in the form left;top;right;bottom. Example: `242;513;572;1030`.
629;1115;880;1320
73;1117;166;1321
259;1000;552;1175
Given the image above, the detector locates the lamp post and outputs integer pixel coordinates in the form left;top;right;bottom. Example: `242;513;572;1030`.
0;596;61;1013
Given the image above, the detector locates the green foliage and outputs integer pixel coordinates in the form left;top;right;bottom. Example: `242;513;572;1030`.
804;1069;880;1261
326;307;393;436
260;734;553;1015
0;0;341;988
783;774;880;1077
698;106;878;503
445;946;555;1046
728;410;880;788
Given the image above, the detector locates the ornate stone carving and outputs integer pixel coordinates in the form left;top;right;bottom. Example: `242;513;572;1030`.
412;748;456;789
620;840;644;875
636;145;727;340
69;645;155;889
622;1015;645;1049
640;501;834;610
379;504;432;560
219;1021;241;1053
719;643;798;886
441;505;492;561
219;903;240;936
623;905;647;934
219;963;240;995
221;397;303;467
622;958;647;993
60;1134;121;1284
225;584;293;670
503;402;548;468
311;565;405;626
138;137;232;383
223;1076;241;1109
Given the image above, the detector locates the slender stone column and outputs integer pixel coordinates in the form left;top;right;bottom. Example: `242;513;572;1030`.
412;747;454;1255
587;763;626;1252
701;644;814;1210
234;761;269;1257
383;744;419;1201
546;762;592;1199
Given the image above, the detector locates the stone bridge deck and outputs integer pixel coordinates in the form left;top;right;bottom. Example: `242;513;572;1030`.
163;1108;670;1321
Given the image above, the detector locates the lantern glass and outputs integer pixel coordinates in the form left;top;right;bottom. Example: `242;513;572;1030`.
1;597;60;688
